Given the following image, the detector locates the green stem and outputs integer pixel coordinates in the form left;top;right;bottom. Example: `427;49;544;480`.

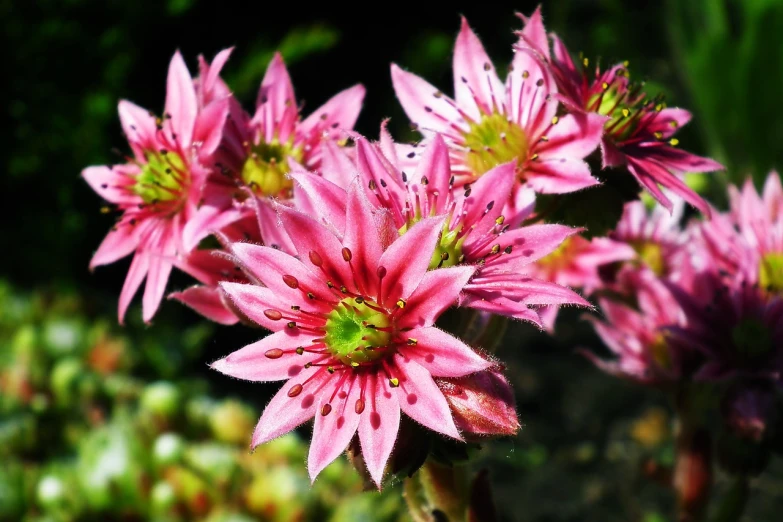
712;477;749;522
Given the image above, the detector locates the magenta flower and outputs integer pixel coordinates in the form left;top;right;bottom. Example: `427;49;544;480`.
391;17;605;199
586;272;689;384
665;270;783;383
313;132;591;327
517;7;724;214
210;184;492;487
182;50;366;251
83;52;229;323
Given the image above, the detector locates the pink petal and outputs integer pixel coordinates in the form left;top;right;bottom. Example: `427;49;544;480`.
453;18;505;118
394;356;461;440
378;216;446;307
90;222;140;269
401;266;475;328
193;97;229;160
412;135;453;214
118;100;158;157
404;326;491;377
461;292;544;327
645;108;692;140
83;166;137;205
211;330;321;381
391;64;466;136
142;228;176;324
358;372;401;488
254;197;296;253
254;53;297;143
170;285;239;325
228;243;334;304
468;274;590;308
320;140;358;189
299;84;366;141
164;51;198;147
308;374;362;482
219;281;293;330
626;156;709;215
480;223;578;270
290;171;347;234
537;112;605;159
524;157;600;194
201;48;233;101
277;206;355;289
516;6;549;59
250;366;328;448
506;48;556;132
460;162;516;240
182;192;244;252
343;182;386;296
118;252;149;324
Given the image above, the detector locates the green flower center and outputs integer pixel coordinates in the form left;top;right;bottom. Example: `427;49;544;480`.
759;253;783;293
241;139;303;197
399;220;466;271
463;113;528;176
324;299;393;365
132;151;187;204
631;241;666;276
732;318;772;362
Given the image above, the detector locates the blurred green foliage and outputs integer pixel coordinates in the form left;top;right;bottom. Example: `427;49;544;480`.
0;282;406;521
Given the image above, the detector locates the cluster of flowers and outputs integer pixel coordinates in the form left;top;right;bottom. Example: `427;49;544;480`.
587;172;783;443
85;7;757;487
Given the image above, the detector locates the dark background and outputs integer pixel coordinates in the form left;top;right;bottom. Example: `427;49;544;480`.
2;0;783;520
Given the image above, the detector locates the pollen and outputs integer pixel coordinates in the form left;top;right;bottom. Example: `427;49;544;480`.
463;112;529;177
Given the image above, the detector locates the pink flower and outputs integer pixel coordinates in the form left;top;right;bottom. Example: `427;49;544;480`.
728;173;783;293
83;52;229;323
609;200;688;280
310;131;592;328
586;272;689;384
391;17;605;199
182;50;366;251
517;7;724;214
210;184;492;487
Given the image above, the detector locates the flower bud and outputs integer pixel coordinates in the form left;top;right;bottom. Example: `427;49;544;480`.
437;369;519;440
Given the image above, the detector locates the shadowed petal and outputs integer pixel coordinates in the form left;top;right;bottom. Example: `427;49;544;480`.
170;285;239;325
412;135;453;214
405;326;491;377
344;182;387;296
211;330;321;381
194;97;229;159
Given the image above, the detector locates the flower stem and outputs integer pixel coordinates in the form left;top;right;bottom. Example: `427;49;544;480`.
712;477;750;522
672;388;714;522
